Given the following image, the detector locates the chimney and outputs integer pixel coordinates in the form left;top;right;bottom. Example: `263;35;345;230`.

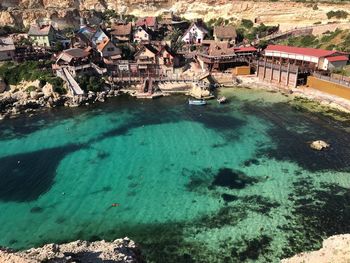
80;17;87;29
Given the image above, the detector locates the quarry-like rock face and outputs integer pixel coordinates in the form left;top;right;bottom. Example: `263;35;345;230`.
0;237;143;263
1;0;350;30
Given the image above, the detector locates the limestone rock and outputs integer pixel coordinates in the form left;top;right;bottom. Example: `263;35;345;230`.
29;91;39;99
0;78;6;93
42;83;54;97
282;234;350;263
0;237;142;263
310;140;330;151
2;0;350;30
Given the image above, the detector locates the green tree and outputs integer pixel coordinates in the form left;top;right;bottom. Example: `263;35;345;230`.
241;19;254;29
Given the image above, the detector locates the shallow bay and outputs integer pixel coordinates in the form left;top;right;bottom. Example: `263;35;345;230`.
1;88;350;262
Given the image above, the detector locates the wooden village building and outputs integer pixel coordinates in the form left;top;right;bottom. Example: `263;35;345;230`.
263;45;349;71
114;43;179;77
76;26;109;48
53;48;91;77
0;36;15;61
134;44;159;75
28;24;57;48
135;17;158;31
257;45;349;88
213;26;237;44
96;37;122;61
110;23;132;43
197;41;257;71
133;26;155;43
182;21;208;45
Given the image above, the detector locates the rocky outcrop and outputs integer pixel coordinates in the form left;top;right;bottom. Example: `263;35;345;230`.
2;0;350;30
310;140;330;151
0;237;143;263
0;79;121;119
282;234;350;263
0;78;6;93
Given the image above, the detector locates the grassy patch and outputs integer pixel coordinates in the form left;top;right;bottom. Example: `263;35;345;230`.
278;29;350;52
0;61;65;91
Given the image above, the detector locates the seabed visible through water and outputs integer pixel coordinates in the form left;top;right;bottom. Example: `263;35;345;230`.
1;87;350;262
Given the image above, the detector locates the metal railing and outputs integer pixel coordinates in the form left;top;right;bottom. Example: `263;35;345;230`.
313;72;350;88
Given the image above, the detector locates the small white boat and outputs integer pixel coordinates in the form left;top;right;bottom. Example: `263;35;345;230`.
188;99;207;105
217;96;227;104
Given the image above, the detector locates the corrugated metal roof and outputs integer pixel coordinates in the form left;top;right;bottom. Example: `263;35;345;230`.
62;48;90;58
136;17;157;27
213;26;237;39
326;55;349;62
110;23;132;36
265;45;338;58
235;46;257;53
28;24;53;36
0;36;15;52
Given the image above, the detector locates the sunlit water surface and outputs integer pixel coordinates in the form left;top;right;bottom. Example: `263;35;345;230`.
1;88;350;262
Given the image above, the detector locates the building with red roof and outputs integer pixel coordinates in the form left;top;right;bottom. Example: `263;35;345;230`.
234;46;258;53
96;37;121;60
264;45;348;71
135;17;158;31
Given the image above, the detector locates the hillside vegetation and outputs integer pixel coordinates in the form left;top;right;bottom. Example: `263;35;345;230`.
277;29;350;75
0;61;65;93
278;29;350;52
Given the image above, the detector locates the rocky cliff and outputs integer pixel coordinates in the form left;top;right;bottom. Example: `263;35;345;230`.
282;234;350;263
1;0;350;30
0;237;143;263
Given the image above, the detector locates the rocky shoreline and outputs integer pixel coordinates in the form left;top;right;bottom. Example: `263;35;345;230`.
0;80;122;120
0;237;143;263
236;75;350;114
3;75;350;123
282;234;350;263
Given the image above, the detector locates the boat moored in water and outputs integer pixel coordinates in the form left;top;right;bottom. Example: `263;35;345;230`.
217;96;227;104
188;99;207;105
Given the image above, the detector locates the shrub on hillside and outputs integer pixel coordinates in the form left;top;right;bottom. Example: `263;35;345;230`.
26;86;37;92
0;61;64;91
77;74;105;92
241;19;254;29
327;10;348;19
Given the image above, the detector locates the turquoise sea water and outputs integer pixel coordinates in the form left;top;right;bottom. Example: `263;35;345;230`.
1;88;350;262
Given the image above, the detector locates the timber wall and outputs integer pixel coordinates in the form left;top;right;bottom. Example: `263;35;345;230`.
234;66;251;75
256;61;298;88
307;76;350;100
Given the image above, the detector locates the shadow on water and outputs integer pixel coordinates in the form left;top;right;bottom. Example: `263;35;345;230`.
4;94;350;261
0;95;139;141
280;177;350;257
0;144;82;202
184;167;263;193
230;235;273;262
0;107;94;141
0;96;247;204
242;101;350;172
64;192;279;263
98;105;245;142
211;168;260;189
